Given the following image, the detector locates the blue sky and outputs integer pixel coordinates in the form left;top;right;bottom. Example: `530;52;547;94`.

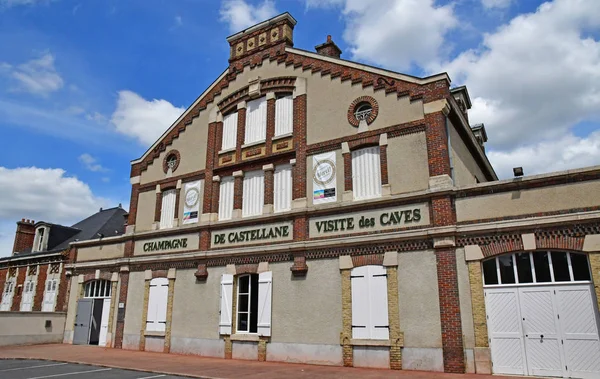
1;0;599;256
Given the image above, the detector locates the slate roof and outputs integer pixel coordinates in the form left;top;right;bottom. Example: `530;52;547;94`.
2;206;128;261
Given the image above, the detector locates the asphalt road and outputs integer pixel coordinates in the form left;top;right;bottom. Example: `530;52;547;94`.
0;360;187;379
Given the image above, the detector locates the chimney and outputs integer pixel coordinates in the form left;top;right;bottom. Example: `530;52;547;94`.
470;124;488;151
12;219;35;255
315;35;342;58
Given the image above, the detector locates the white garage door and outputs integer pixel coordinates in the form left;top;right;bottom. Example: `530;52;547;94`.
483;251;600;379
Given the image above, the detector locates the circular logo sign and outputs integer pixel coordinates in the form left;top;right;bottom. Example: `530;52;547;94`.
185;188;200;208
313;159;336;186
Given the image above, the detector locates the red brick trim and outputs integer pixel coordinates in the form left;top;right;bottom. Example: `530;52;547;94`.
236;108;246;161
56;266;68;312
11;267;25;311
425;112;451;177
218;76;296;114
203;122;219;215
435;247;465;373
236;264;259;275
264;168;274;206
343;152;352;192
195;262;208;281
162;150;180;174
128;184;140;226
431;197;455;227
265;97;275;154
151;270;168;279
233;175;243;211
351;254;384;267
174;188;181;221
347;135;379;150
138;171;206;193
292;94;307;200
32;264;48;311
215;152;294;175
114;271;129;349
380;145;389;185
211;180;221;217
154;192;162;223
347;96;378;127
290;254;308;277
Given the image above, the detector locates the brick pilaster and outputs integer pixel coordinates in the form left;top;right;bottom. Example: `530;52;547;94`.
233;172;243;212
11;267;26;311
174;187;181;221
387;266;403;369
114;270;130;349
154;192;162;223
264;166;274;206
211;178;221;217
33;264;48;311
340;268;353;367
56;264;68;312
425;111;451;177
128;184;140;226
436;247;466;373
203;122;219;215
380;144;389;185
164;277;176;353
236;106;246;159
107;279;118;347
468;261;488;349
343;152;352;192
292;94;306;200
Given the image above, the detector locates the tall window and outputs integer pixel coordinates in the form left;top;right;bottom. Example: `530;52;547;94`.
242;170;264;217
146;277;169;332
352;146;382;200
20;279;35;312
34;227;45;252
351;265;389;340
221;112;238;151
245;98;267;144
218;176;234;220
275;95;293;136
42;279;58;312
219;272;272;336
159;189;176;229
274;164;292;212
0;280;15;311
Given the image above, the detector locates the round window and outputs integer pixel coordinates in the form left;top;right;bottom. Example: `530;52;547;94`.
354;103;372;121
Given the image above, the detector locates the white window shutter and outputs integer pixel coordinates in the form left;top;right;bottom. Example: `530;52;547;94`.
369;266;390;340
156;279;169;332
242;170;264;217
351;266;370;339
275;95;293;136
1;281;14;311
219;274;234;335
245;98;267;144
218;177;234;220
352;147;382;200
222;112;238;150
159;189;176;229
146;282;158;331
274;165;292;213
257;271;273;336
42;279;57;312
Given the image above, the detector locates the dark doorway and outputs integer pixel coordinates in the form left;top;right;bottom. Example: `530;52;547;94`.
88;299;104;345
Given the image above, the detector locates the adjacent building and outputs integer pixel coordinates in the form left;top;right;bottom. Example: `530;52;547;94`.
3;12;600;378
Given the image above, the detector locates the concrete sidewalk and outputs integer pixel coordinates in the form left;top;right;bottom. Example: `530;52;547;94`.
0;344;515;379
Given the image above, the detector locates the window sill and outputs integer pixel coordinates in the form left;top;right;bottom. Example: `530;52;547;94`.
272;133;293;141
241;140;266;149
218;147;236;155
144;331;166;337
230;333;260;342
350;339;391;347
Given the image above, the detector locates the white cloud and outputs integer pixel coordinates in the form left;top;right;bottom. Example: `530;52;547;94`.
0;166;110;257
78;153;108;172
85;111;106;123
435;0;600;176
219;0;277;33
1;52;64;95
307;0;458;71
110;90;184;146
481;0;512;9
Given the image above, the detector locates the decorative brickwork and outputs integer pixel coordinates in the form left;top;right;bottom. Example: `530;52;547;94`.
128;184;140;226
387;266;403;370
347;96;378;127
351;254;383;267
343;152;352;192
435;248;465;373
154;192;162;223
114;271;129;349
162;150;180;174
265;97;276;154
236;107;246;161
380;144;389;185
235;264;259;275
203;122;219;215
431;197;455;227
425;111;451;177
194;262;208;281
292;94;307;200
264;167;274;206
233;174;243;211
32;264;48;311
290;254;308;277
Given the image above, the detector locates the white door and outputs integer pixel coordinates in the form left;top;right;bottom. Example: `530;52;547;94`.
519;287;564;377
556;285;600;379
98;298;111;346
485;287;527;375
42;279;57;312
1;281;15;311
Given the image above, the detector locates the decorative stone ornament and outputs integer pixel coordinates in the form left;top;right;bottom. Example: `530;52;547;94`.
162;150;180;174
348;96;379;127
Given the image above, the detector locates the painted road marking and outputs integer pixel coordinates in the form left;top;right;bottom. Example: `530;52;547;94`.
26;367;112;379
137;375;166;379
0;363;68;372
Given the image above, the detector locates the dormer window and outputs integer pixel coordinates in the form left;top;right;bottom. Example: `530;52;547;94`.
36;228;44;251
32;226;49;252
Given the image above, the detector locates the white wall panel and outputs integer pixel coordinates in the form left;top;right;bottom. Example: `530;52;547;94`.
242;170;264;217
245;98;267;144
274;164;292;213
275;95;293;136
222;112;238;150
352;146;382;200
218;176;234;221
159;189;176;229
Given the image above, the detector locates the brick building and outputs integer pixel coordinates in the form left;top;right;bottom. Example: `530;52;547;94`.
50;13;600;377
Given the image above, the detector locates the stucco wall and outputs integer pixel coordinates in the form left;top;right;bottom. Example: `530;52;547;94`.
135;190;156;232
456;248;475;349
306;149;344;206
270;259;341;345
123;271;145;345
456;181;600;222
398;250;442;348
140;114;210;185
77;243;124;262
449;119;485;186
64;277;79;335
387;132;429;194
171;267;224;340
0;312;66;346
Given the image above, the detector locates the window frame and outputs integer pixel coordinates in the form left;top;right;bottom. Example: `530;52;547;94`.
350;265;390;340
159;189;177;229
274;94;293;137
236;274;258;334
221;111;238;151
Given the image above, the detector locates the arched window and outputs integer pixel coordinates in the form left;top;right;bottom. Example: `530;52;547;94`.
84;280;112;298
482;251;591;286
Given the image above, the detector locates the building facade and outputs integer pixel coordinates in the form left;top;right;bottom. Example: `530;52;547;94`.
53;13;600;377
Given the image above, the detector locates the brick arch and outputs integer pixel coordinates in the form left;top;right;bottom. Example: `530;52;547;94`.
351;254;384;267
